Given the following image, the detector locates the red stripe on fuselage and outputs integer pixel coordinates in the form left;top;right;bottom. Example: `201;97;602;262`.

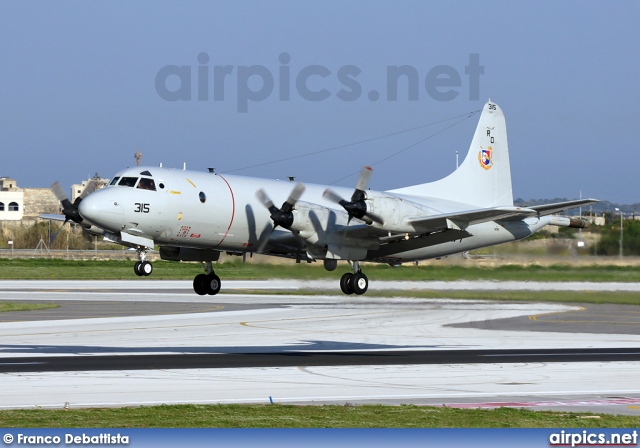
213;174;235;248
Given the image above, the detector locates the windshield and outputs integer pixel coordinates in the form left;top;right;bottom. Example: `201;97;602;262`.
137;178;156;191
118;177;138;187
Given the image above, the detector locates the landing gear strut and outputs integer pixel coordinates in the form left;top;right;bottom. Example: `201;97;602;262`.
134;247;153;277
193;261;221;296
339;261;368;295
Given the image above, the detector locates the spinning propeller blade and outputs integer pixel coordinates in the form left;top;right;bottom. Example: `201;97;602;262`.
323;166;383;225
48;180;98;244
256;183;305;230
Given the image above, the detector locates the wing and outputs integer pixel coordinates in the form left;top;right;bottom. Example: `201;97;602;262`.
405;206;538;232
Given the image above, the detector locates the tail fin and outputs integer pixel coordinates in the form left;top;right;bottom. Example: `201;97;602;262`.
390;101;513;207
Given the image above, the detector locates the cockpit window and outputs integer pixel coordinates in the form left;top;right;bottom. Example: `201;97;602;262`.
118;177;139;187
140;170;152;176
109;177;120;186
137;177;156;191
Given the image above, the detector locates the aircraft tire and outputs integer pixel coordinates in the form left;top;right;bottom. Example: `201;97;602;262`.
134;261;144;277
340;273;354;295
140;261;153;276
350;272;368;295
193;273;208;296
205;273;221;295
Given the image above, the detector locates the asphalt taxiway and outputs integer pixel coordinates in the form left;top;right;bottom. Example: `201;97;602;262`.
1;279;640;415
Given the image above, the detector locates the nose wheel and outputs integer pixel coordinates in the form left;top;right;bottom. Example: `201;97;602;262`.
339;261;368;295
133;247;153;277
134;261;153;276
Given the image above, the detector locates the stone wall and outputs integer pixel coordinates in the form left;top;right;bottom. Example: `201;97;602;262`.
22;188;60;217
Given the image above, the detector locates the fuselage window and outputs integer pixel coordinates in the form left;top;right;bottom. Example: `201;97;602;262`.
199;192;206;203
9;202;19;211
137;178;156;191
109;177;120;186
159;182;165;189
118;177;139;187
0;202;4;211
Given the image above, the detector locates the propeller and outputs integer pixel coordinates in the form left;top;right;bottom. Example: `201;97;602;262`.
49;180;97;244
256;183;305;230
323;166;383;225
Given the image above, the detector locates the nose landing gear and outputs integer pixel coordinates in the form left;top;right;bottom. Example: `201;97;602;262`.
339;261;368;295
134;247;153;277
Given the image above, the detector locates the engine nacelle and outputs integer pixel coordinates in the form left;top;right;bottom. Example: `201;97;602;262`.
548;216;590;228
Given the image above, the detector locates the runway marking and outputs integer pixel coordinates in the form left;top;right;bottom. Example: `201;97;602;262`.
297;366;424;389
237;310;425;339
529;307;586;321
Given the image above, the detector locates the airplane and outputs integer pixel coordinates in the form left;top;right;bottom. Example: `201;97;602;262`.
43;101;598;296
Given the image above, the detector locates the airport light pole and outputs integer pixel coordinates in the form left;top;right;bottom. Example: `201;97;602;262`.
615;208;623;258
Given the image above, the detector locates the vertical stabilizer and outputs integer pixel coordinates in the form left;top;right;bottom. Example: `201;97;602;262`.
390;101;513;207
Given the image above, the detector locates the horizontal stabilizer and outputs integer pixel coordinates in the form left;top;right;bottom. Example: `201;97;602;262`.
527;199;599;217
39;214;67;222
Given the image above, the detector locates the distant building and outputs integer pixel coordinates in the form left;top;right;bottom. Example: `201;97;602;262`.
586;213;606;226
1;177;60;220
70;174;109;203
0;177;24;221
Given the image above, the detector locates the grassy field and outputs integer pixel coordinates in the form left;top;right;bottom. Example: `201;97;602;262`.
2;258;640;282
0;302;59;312
2;404;640;428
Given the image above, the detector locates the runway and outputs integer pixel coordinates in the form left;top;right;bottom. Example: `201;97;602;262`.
1;279;640;415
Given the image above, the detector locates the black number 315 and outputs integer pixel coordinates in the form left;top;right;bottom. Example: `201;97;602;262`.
134;203;150;213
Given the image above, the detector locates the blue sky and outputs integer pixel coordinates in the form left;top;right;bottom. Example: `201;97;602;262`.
1;1;639;204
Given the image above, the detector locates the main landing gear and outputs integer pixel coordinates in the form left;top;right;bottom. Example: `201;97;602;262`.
192;261;221;296
339;261;368;295
133;247;153;277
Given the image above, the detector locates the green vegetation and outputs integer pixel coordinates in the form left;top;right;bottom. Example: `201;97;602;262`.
0;222;115;251
0;302;59;312
599;219;640;256
1;404;639;428
2;258;640;282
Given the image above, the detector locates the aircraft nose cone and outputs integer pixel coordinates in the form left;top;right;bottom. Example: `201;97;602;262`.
78;190;124;232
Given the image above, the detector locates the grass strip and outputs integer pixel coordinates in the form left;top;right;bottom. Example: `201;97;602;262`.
1;404;639;428
0;302;59;313
2;259;640;282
